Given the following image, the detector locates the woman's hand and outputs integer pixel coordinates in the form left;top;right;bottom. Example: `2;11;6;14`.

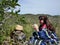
32;24;39;32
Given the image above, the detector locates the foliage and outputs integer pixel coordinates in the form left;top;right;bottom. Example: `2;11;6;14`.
0;0;20;44
0;0;20;21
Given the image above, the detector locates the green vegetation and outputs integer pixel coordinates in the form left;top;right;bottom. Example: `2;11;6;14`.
0;0;20;21
0;0;20;44
0;0;60;44
0;14;60;44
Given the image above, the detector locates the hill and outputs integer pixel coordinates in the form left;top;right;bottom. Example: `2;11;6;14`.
0;14;60;44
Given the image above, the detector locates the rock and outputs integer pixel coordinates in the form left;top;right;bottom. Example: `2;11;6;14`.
3;41;10;45
2;37;11;45
10;30;26;45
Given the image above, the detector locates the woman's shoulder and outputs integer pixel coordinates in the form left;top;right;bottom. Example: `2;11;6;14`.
42;24;47;29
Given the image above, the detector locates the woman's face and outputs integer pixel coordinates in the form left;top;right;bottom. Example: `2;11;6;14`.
39;20;44;24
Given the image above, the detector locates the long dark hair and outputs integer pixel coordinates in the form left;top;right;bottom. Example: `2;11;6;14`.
39;16;55;32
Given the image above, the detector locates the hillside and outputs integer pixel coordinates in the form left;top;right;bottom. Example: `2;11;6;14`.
0;14;60;44
20;14;60;38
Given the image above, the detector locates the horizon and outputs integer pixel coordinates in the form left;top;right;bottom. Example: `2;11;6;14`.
19;13;60;16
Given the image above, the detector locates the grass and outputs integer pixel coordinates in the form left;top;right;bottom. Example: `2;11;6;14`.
0;14;60;44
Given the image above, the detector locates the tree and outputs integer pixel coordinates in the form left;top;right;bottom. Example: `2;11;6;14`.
0;0;20;21
0;0;20;44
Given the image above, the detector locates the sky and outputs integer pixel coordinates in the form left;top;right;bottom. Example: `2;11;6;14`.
18;0;60;15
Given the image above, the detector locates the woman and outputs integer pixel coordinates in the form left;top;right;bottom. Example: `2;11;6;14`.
37;16;58;45
29;16;58;45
